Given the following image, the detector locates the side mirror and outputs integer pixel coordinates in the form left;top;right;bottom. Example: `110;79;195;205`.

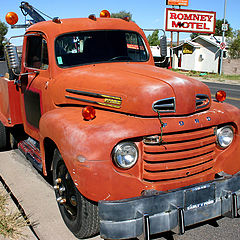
160;36;167;57
4;43;20;74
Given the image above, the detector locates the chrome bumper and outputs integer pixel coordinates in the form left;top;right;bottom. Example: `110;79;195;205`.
99;172;240;239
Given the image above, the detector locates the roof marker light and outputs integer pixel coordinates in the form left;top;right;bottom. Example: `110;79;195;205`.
5;12;18;25
52;17;61;24
215;90;226;102
82;106;96;121
89;14;97;21
100;10;111;18
122;16;130;22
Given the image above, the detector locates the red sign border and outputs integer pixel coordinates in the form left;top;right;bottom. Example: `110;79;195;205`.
220;42;226;50
165;8;216;34
166;0;189;7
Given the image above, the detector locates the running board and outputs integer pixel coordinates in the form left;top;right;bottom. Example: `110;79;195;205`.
18;137;42;172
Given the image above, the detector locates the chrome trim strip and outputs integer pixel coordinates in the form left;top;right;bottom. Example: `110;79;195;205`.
65;95;121;109
196;94;210;110
152;97;176;113
66;89;122;100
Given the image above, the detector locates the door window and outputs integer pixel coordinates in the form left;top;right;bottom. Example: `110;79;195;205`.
26;35;49;70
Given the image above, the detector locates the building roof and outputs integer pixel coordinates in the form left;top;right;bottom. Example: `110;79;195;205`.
173;35;229;50
192;35;229;48
173;41;201;49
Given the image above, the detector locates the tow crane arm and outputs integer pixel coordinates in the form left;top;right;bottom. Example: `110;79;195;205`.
19;1;48;23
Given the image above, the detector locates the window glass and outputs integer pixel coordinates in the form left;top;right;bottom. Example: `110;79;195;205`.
26;35;49;70
55;30;148;67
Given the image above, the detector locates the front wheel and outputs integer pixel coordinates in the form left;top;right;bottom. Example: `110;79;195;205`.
52;149;99;239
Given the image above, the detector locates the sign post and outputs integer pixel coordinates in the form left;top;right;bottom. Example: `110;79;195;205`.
219;0;227;75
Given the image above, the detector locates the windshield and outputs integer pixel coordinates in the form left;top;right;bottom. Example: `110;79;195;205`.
55;30;149;67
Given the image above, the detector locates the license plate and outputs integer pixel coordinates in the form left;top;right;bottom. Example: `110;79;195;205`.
184;183;215;210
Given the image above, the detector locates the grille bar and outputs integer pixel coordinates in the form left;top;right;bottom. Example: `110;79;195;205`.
144;135;216;153
143;143;215;162
144;151;214;172
143;159;214;181
143;127;216;182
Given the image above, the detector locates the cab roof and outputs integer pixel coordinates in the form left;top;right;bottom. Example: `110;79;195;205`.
26;17;143;38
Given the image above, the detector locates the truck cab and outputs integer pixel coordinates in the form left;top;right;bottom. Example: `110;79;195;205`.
1;8;240;240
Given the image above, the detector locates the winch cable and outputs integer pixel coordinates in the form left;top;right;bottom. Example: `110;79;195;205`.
157;111;166;145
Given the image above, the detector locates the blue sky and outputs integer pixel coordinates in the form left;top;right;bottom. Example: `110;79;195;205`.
1;0;240;45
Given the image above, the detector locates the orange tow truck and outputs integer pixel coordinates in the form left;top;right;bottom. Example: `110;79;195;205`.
1;2;240;239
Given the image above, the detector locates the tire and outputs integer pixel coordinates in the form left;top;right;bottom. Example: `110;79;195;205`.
9;132;18;149
52;149;99;239
0;121;7;151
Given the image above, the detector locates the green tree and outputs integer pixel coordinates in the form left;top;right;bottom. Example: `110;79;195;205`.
215;19;233;37
190;32;200;39
0;21;8;59
111;11;133;21
229;30;240;59
147;30;160;46
190;19;233;39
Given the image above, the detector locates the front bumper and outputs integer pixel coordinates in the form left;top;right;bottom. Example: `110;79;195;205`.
99;172;240;239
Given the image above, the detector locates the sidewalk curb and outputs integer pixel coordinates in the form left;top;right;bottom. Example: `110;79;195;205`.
0;150;101;240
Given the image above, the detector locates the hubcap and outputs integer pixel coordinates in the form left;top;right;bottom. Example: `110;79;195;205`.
55;161;78;219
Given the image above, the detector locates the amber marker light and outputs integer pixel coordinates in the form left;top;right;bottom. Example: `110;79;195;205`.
82;106;96;121
5;12;18;25
100;10;111;18
88;14;97;21
122;16;130;21
215;90;226;102
52;17;61;24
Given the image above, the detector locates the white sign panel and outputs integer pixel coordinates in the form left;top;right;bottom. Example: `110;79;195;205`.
166;8;216;34
222;23;228;31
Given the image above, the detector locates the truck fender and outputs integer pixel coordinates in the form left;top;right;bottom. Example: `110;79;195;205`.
39;107;151;201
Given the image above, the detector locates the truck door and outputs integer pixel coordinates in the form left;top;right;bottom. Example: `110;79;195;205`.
20;34;49;140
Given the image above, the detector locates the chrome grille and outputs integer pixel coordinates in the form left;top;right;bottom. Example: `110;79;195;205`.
152;97;175;113
196;94;210;110
143;127;216;182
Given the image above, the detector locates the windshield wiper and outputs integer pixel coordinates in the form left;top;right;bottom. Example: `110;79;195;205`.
108;56;132;61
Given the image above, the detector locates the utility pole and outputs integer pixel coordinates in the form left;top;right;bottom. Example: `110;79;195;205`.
219;0;227;75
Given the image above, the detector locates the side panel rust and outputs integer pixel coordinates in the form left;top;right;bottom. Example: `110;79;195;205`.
0;77;22;126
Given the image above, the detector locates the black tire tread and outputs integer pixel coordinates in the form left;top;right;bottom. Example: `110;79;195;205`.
0;121;7;150
76;194;99;238
53;149;99;239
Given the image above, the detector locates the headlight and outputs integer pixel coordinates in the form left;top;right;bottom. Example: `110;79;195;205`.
216;126;234;148
112;142;138;169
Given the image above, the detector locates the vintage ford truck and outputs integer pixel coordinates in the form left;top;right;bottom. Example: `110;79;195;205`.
1;4;240;239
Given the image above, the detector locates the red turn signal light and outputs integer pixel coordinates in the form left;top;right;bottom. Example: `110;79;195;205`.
100;10;111;18
215;90;226;102
5;12;18;25
82;106;96;121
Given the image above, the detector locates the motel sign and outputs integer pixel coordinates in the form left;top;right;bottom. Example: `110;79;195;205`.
166;9;216;34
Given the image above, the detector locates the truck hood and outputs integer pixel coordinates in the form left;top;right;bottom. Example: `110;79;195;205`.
52;63;211;116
